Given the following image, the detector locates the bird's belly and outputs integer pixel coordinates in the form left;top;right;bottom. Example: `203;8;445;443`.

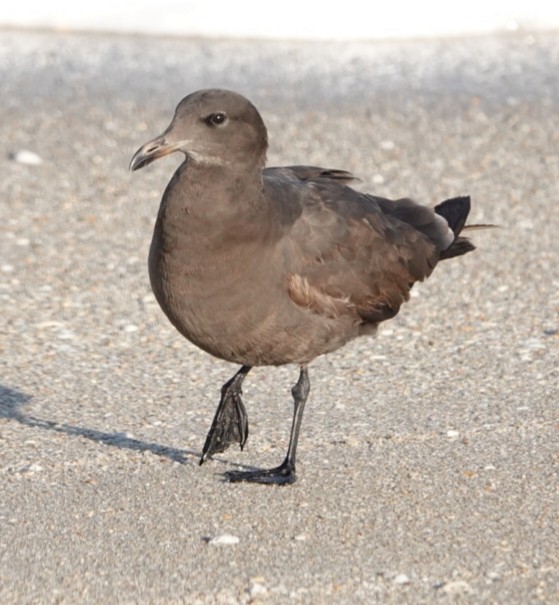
148;244;360;367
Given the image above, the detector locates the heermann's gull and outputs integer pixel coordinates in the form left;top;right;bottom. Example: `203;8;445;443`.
130;88;482;485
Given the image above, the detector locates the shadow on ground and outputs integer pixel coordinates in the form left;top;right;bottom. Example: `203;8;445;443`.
0;384;193;463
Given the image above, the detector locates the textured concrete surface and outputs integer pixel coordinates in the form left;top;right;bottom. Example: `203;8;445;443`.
1;30;558;604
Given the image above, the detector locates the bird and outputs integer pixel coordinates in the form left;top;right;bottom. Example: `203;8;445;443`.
130;88;482;485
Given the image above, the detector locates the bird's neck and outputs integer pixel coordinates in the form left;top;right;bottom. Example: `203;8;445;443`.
153;159;272;260
168;159;264;218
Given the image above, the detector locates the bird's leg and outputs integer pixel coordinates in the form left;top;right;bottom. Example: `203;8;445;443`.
199;365;251;464
226;366;310;485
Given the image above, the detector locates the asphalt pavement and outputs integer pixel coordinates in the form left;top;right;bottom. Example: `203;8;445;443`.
0;29;557;604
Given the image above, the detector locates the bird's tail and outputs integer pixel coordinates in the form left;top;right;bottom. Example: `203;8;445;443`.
434;196;493;260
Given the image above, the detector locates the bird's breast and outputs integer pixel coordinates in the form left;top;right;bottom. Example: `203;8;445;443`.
148;212;287;364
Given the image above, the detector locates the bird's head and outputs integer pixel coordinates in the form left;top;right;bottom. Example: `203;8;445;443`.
129;89;268;172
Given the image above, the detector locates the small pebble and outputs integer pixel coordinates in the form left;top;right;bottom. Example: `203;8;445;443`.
442;580;471;594
208;534;240;545
22;463;43;474
447;429;460;439
10;150;43;165
57;329;76;340
380;140;396;151
394;573;410;585
113;431;135;441
522;337;546;350
248;582;267;598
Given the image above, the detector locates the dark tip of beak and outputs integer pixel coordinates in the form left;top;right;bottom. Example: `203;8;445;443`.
129;136;176;172
129;148;151;172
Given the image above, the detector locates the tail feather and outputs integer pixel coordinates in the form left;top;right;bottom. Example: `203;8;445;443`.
434;196;471;236
439;236;476;260
434;196;476;260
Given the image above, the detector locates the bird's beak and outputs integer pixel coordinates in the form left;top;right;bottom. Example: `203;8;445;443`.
129;135;182;172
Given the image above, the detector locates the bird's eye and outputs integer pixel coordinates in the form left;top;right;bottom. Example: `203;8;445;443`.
204;112;228;126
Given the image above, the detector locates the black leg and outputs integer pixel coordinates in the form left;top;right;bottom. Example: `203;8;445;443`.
225;366;310;485
199;365;251;465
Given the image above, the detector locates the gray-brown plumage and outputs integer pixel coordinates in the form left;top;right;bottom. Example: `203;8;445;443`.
130;89;477;485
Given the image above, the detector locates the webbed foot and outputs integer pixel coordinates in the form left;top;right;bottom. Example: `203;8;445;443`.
225;458;296;485
199;365;251;464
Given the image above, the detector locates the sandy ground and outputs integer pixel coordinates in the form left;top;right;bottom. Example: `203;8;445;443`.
0;29;558;604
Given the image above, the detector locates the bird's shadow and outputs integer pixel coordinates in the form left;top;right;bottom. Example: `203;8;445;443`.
0;384;200;464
